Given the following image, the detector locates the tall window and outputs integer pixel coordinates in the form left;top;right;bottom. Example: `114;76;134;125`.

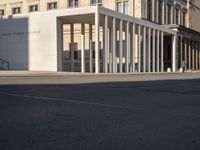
12;7;21;14
147;0;151;20
92;42;101;58
167;4;171;24
183;11;186;26
124;1;129;15
68;0;79;8
47;2;57;10
91;0;102;6
176;9;179;24
69;43;78;59
0;9;4;16
117;2;123;13
116;1;129;14
158;0;162;24
29;5;38;12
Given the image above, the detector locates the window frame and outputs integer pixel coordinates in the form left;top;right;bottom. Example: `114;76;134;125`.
47;2;57;10
90;0;102;6
68;0;79;8
0;9;4;16
147;0;152;21
12;7;21;15
29;4;39;13
116;0;129;15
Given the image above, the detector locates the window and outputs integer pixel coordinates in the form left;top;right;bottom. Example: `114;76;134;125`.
92;42;95;59
116;1;129;14
117;2;123;13
12;7;21;14
74;43;78;59
68;0;79;8
176;9;179;24
69;0;73;7
74;0;79;7
69;43;79;59
47;2;57;10
92;42;101;58
124;1;129;15
158;0;162;24
147;0;151;20
167;4;171;24
29;5;38;12
0;9;4;16
91;0;102;6
183;11;186;26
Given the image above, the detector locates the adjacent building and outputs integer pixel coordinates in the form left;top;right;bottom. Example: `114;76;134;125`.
0;0;200;73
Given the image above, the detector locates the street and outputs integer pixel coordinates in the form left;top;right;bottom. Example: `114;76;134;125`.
0;73;200;150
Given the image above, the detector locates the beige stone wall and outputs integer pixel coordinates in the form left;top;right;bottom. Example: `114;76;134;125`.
0;0;135;16
190;0;200;32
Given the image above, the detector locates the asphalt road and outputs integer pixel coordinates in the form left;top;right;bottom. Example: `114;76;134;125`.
0;76;200;150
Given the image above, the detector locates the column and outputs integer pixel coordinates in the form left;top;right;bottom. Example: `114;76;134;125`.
161;31;164;72
119;19;123;73
57;19;63;71
184;38;187;68
89;24;93;73
157;30;160;72
188;40;191;70
130;25;133;72
138;25;141;72
81;23;85;73
125;21;130;73
70;24;74;72
95;12;100;73
131;23;136;72
195;42;198;69
143;26;146;72
172;34;177;72
148;28;151;72
153;29;156;72
180;36;183;67
192;41;195;70
109;28;113;73
104;15;108;73
199;42;200;69
198;42;200;69
112;17;117;73
162;0;165;24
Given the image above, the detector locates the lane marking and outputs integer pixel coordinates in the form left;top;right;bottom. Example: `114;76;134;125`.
0;92;135;110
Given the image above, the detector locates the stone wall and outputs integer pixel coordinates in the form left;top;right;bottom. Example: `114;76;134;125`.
190;0;200;32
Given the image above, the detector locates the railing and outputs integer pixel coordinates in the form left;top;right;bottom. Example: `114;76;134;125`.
0;58;9;70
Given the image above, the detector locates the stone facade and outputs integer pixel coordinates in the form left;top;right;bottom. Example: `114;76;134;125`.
190;0;200;32
0;0;200;73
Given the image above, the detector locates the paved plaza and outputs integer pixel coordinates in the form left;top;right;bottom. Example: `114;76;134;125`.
0;72;200;150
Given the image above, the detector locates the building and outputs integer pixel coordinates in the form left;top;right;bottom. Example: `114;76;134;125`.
189;0;200;32
0;0;200;73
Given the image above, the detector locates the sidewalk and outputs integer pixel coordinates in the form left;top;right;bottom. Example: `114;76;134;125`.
0;70;186;77
0;71;200;85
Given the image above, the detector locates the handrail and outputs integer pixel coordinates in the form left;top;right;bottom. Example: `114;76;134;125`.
0;58;9;70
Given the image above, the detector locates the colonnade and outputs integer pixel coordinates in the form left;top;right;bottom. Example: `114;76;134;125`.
67;13;178;73
151;0;186;25
179;37;200;70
